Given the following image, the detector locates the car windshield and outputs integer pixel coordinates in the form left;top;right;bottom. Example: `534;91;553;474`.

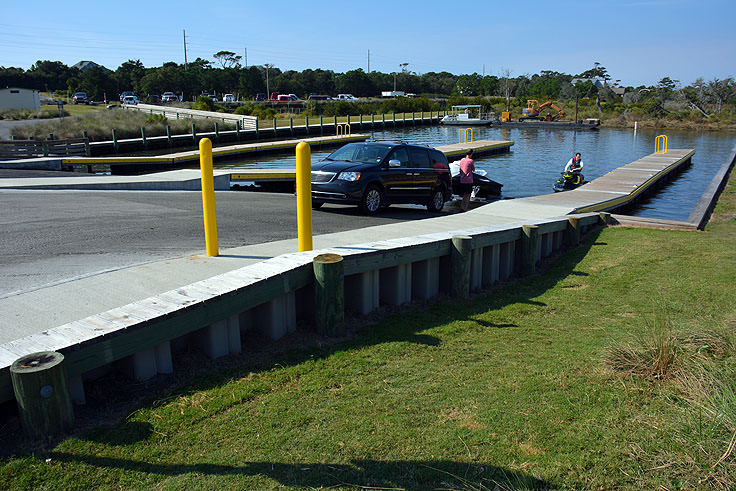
325;144;393;164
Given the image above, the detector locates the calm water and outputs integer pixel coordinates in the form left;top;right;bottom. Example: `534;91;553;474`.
217;126;736;221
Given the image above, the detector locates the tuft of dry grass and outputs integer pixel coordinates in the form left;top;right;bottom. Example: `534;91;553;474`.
604;314;681;379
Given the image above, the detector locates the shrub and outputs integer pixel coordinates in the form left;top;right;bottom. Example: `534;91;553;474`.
234;104;253;115
192;96;214;111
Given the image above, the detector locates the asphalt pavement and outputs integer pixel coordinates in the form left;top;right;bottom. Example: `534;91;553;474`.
0;189;449;297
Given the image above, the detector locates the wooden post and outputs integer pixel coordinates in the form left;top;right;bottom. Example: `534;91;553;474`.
236;120;241;142
273;118;277;136
451;235;472;298
359;113;363;129
333;115;337;129
313;253;344;336
214;122;220;143
599;212;611;225
191;122;197;144
48;133;54;140
112;128;118;153
141;127;148;150
289;117;294;136
10;351;74;439
165;124;172;147
320;115;324;136
521;225;539;276
82;131;90;157
41;141;48;157
566;217;581;246
305;116;309;135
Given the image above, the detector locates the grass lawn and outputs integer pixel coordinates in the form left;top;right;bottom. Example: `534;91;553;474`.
1;174;735;489
48;103;108;117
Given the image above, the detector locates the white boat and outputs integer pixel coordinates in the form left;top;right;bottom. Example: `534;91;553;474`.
440;105;493;126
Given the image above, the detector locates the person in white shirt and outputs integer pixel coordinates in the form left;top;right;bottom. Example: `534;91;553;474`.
564;153;584;173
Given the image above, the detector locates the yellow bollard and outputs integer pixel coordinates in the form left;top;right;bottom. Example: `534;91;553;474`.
296;141;313;252
199;138;219;256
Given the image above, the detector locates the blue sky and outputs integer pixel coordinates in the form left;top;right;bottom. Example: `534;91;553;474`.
1;0;734;86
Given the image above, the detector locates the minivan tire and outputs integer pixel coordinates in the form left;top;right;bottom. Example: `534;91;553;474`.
359;185;383;214
427;186;445;212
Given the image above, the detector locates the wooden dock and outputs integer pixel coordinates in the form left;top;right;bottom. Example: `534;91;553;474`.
58;134;370;171
436;139;514;159
473;149;696;222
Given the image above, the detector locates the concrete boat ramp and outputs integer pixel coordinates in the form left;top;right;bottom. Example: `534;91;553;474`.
0;149;694;407
0;139;515;191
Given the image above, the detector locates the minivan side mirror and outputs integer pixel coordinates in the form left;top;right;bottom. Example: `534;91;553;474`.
388;160;401;167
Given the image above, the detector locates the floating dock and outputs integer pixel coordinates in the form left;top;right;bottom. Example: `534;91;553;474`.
56;134;369;172
492;121;600;130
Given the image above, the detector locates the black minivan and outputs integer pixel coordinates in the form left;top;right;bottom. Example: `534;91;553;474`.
311;142;453;214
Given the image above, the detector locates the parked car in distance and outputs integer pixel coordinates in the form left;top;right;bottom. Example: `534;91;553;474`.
148;94;161;104
255;93;266;101
119;91;135;102
162;92;178;103
337;93;359;101
72;92;88;104
223;93;236;103
122;95;139;105
310;142;453;214
308;94;329;101
277;94;298;101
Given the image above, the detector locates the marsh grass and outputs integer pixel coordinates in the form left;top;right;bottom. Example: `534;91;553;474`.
10;109;233;141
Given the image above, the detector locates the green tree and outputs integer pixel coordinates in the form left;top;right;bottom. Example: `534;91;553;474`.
213;51;242;69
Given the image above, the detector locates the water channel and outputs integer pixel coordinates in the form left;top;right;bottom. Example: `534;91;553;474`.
217;126;735;221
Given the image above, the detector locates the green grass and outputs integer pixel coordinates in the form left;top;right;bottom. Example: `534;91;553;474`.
50;103;108;117
1;177;735;489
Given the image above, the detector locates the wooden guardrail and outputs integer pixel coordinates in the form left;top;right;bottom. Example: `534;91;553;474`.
0;212;608;417
0;138;90;159
123;103;258;130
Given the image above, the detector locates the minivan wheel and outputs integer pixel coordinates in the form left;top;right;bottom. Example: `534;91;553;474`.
427;187;445;212
359;185;383;214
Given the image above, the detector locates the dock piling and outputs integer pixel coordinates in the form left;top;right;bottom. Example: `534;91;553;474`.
313;253;345;336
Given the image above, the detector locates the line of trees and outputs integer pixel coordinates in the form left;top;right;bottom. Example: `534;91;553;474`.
1;58;734;117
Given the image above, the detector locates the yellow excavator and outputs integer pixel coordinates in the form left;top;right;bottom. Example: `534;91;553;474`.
519;100;566;121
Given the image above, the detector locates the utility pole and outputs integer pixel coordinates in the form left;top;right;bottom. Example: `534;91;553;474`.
264;63;273;97
183;29;188;70
367;49;370;73
244;48;248;68
483;64;485;76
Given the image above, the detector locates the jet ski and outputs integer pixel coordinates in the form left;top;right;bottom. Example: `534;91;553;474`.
449;163;503;199
553;171;585;192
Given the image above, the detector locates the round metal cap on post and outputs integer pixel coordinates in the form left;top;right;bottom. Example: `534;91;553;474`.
296;141;313;252
199;138;219;256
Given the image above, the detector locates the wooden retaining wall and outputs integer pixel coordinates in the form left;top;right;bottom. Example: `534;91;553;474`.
0;212;606;407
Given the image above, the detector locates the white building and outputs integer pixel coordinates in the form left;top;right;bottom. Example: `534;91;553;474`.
0;87;41;110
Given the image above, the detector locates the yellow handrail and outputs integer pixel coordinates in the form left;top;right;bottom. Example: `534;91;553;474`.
336;123;351;137
654;134;668;154
458;128;473;144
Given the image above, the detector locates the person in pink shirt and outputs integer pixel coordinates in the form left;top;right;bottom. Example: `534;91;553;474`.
458;149;475;212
